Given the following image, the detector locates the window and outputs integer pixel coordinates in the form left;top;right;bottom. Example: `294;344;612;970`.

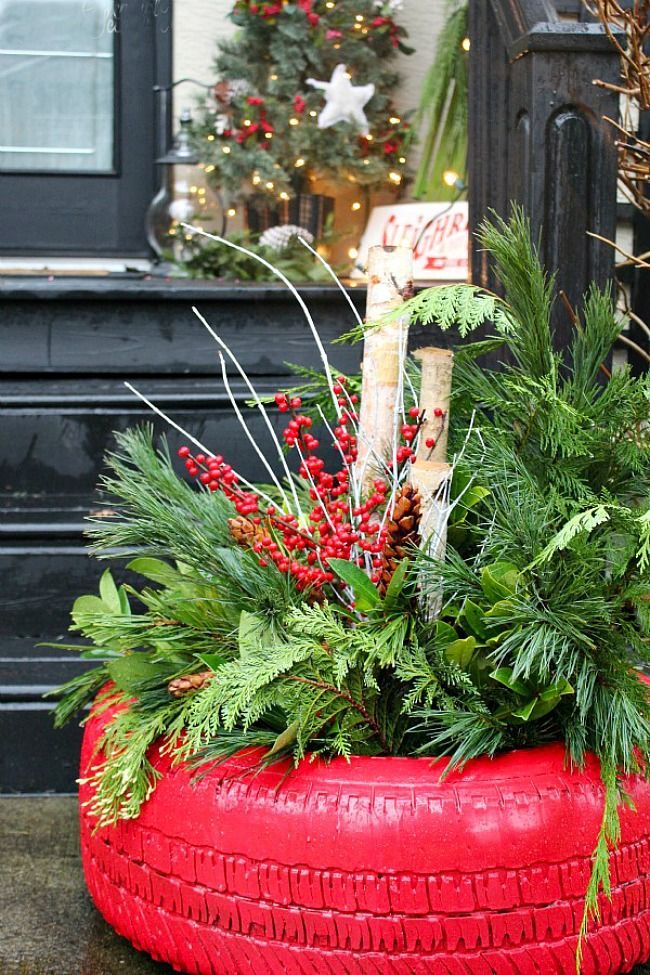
0;0;171;256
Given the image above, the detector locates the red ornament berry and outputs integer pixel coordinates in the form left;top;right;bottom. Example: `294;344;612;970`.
408;407;420;418
434;407;444;417
178;446;191;458
425;438;436;449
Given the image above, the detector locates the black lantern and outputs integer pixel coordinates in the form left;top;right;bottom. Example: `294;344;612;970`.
145;79;226;271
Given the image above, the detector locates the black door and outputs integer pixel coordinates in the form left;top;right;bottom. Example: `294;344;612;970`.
0;0;171;256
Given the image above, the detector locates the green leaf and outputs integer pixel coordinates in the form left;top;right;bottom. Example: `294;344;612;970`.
511;698;537;721
117;586;131;616
383;559;410;611
197;652;227;672
127;557;182;588
480;562;520;603
434;620;460;647
99;570;122;614
107;654;159;693
444;636;477;669
327;558;381;613
238;611;273;660
72;594;108;620
490;667;531;697
457;598;489;640
267;720;300;756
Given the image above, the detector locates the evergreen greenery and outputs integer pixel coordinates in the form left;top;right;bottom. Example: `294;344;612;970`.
410;1;468;200
194;0;413;202
49;210;648;954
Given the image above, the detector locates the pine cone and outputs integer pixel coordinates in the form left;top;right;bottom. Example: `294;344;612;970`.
377;483;421;595
167;671;213;698
228;516;266;548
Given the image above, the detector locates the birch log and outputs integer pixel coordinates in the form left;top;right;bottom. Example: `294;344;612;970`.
354;245;413;490
410;347;454;609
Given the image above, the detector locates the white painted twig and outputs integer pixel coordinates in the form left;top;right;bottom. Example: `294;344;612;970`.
217;354;295;513
180;223;342;420
123;381;277;509
296;235;364;329
192;306;305;523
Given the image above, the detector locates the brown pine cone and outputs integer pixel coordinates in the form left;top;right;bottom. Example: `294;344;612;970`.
167;670;213;698
228;515;266;548
377;483;421;595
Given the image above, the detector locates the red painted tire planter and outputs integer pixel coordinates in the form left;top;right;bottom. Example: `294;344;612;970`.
79;702;650;975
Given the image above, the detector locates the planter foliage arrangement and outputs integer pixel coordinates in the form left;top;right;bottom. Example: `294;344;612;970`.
52;211;650;973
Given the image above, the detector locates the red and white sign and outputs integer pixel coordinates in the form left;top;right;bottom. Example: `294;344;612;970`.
354;202;469;281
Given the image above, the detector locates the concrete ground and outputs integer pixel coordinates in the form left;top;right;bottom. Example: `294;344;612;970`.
1;797;649;975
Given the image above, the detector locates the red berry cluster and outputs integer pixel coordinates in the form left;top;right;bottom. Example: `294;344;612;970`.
178;377;423;597
177;446;259;515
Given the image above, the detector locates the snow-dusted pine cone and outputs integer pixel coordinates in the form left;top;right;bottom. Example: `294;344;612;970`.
259;224;314;252
377;483;421;595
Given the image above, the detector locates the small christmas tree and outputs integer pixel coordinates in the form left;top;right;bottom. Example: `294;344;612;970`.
194;0;413;206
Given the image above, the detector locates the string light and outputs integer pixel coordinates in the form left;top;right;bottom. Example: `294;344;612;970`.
207;134;215;141
279;191;289;200
252;173;261;184
388;171;401;184
270;73;278;80
443;169;460;187
355;13;364;20
309;110;317;117
205;164;215;173
398;156;406;163
362;27;368;33
227;207;237;217
363;159;369;165
295;157;306;167
348;247;358;259
265;181;274;189
265;132;273;139
462;37;470;51
289;117;299;126
351;201;361;211
354;22;361;29
365;134;373;142
325;1;335;6
243;119;252;126
222;145;231;154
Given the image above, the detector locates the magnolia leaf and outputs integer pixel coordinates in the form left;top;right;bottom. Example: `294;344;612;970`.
435;620;460;647
127;557;183;588
99;570;122;614
107;654;159;693
197;652;227;672
457;598;489;641
490;667;530;697
72;594;109;620
383;559;410;611
481;562;520;603
511;698;537;722
267;720;300;756
444;636;477;669
238;611;273;660
327;558;381;612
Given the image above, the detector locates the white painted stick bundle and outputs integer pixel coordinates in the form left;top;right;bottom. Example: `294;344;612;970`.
355;245;413;489
411;346;454;613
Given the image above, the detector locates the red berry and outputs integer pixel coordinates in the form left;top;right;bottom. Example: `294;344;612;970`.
434;407;444;417
425;438;436;449
178;446;191;458
408;407;420;418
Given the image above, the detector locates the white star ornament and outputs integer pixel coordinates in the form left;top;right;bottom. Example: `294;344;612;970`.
306;64;375;135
